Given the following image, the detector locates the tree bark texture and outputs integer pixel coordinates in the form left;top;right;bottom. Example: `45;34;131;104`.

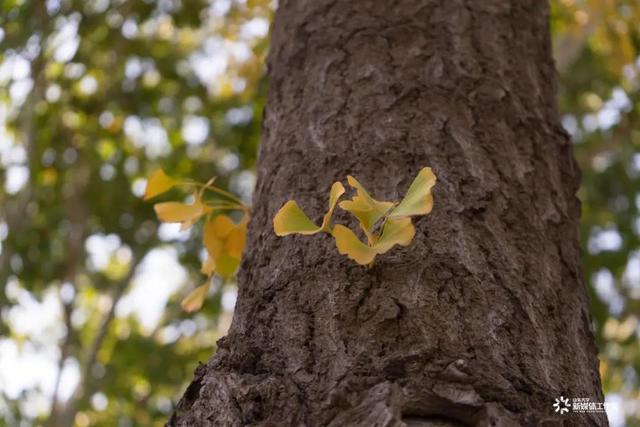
170;1;606;426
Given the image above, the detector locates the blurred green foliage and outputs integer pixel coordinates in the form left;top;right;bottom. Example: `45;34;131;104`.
0;0;638;426
552;1;640;424
0;0;270;426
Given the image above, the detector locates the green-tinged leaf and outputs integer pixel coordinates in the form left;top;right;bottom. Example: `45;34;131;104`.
320;181;346;231
144;169;176;200
339;175;393;242
332;224;377;265
273;201;320;235
274;181;345;236
390;167;436;218
345;175;393;215
215;252;241;279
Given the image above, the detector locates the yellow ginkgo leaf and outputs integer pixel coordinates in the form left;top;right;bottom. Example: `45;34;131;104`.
211;214;235;238
332;224;377;265
389;167;436;218
225;224;247;259
203;218;224;257
202;215;245;279
374;217;415;254
181;283;210;312
144;169;177;200
350;176;394;215
320;182;346;231
273;181;345;236
339;175;394;242
154;194;206;226
200;256;216;276
204;215;238;257
273;201;318;236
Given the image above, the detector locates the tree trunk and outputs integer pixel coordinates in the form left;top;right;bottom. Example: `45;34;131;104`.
169;1;606;426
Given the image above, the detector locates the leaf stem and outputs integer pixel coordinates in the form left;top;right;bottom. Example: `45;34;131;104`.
206;186;245;205
180;180;245;205
207;203;248;212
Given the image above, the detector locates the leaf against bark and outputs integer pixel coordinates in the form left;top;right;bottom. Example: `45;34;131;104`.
333;218;414;265
273;201;319;235
181;283;210;312
143;169;177;200
374;217;416;254
332;224;377;265
339;175;394;243
389;167;436;218
273;182;345;236
320;182;346;231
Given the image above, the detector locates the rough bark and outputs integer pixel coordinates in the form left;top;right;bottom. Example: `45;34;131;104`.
170;1;606;426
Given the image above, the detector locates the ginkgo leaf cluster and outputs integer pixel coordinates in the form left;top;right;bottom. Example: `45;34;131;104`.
273;167;436;265
144;169;250;312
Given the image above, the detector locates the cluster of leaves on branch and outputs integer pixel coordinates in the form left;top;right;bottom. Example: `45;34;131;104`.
273;168;437;265
0;0;273;422
145;169;249;312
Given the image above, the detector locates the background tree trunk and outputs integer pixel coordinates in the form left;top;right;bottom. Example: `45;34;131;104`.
170;0;606;425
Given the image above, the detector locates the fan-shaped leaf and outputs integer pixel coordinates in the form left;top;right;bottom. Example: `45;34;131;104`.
320;181;346;231
273;201;320;236
144;169;177;200
203;215;246;279
333;224;377;265
389;167;436;218
273;181;345;236
226;224;247;259
339;175;393;242
216;252;241;279
374;217;415;254
211;214;235;239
